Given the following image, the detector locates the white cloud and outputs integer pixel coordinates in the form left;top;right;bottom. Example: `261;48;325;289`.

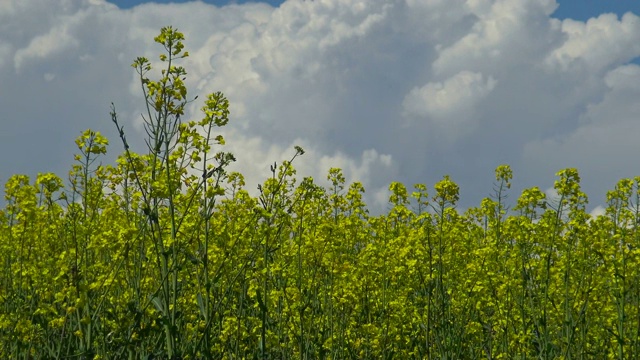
522;63;640;208
219;127;397;212
14;24;79;72
590;205;606;218
545;13;640;73
402;71;496;139
433;0;562;77
3;0;640;215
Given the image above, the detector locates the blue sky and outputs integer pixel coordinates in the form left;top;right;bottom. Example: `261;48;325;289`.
554;0;640;20
3;0;640;214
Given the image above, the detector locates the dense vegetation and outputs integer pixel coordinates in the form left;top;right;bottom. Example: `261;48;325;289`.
2;27;640;359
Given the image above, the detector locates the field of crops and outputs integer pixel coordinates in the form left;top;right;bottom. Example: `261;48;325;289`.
2;27;640;359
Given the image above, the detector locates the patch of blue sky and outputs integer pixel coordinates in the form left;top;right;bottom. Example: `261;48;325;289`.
554;0;640;21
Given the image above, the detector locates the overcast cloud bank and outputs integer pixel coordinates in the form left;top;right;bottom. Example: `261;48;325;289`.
2;0;640;213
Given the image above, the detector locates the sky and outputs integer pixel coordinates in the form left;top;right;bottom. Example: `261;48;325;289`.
108;0;640;22
2;0;640;215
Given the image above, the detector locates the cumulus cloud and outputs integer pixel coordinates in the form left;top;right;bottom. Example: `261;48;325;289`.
522;64;640;206
433;0;561;77
544;13;640;73
2;0;640;214
590;205;606;218
402;71;497;139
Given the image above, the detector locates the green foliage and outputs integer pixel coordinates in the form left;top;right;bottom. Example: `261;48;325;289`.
3;26;640;359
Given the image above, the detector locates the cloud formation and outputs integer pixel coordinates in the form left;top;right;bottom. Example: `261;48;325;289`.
402;71;497;140
2;0;640;213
